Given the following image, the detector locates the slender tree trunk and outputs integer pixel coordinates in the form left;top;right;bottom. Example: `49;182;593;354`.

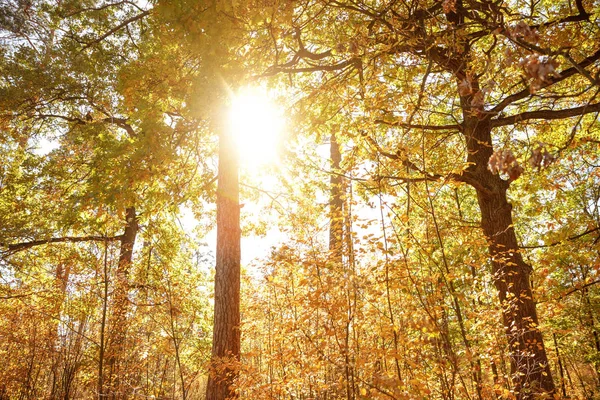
206;119;241;400
329;133;344;263
463;117;554;398
581;286;600;388
98;242;109;399
553;333;567;397
104;206;138;399
48;261;70;399
328;133;357;400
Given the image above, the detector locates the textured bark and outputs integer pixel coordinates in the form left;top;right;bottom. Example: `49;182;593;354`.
104;206;138;399
464;117;555;398
439;3;556;387
206;122;241;400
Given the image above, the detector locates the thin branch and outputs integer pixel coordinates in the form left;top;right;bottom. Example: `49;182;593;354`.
534;0;590;28
491;47;600;113
0;291;47;300
259;57;360;78
499;32;598;87
375;118;462;132
34;113;84;124
520;226;600;249
34;114;136;136
61;1;141;18
560;279;600;298
2;235;123;254
79;9;150;51
363;135;492;194
491;102;600;127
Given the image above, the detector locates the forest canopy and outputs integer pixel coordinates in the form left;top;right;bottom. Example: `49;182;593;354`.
1;0;599;399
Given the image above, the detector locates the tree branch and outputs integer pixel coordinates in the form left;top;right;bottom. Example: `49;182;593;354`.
520;226;600;249
491;47;600;113
491;102;600;127
0;290;48;300
2;235;123;254
260;57;360;77
100;117;136;136
375;118;462;132
364;135;491;194
34;114;136;136
534;0;590;28
79;9;150;51
560;279;600;298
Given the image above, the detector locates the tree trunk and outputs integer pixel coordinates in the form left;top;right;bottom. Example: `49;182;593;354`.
329;133;344;262
98;242;109;400
464;118;555;398
206;120;241;400
104;206;138;399
48;262;71;399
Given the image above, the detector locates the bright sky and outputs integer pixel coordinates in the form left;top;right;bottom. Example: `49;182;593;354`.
178;85;290;268
228;85;285;168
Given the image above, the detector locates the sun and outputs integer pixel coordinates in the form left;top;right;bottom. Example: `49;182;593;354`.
228;86;285;167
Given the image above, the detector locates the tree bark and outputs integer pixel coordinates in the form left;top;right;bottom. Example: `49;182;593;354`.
206;119;241;400
463;117;555;398
48;262;71;399
329;133;344;263
104;206;138;399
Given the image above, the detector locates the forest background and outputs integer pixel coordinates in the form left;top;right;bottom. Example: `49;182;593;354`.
1;0;599;399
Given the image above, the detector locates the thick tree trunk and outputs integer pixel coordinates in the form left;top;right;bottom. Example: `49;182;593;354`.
206;121;241;400
104;206;138;399
464;118;555;398
429;3;555;394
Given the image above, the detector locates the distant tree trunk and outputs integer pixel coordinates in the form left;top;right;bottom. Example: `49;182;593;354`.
98;242;109;400
329;133;344;263
206;120;241;400
329;133;359;400
463;117;555;398
104;206;138;399
48;261;71;399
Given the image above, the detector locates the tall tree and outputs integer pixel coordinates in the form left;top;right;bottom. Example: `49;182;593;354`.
206;115;241;400
242;0;600;396
151;3;248;398
1;2;216;398
104;206;138;398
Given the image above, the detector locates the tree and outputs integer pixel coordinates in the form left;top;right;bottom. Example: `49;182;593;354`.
151;3;248;398
2;0;599;399
1;1;216;398
240;0;600;396
206;114;242;400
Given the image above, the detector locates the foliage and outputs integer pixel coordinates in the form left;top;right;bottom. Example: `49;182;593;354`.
1;0;600;399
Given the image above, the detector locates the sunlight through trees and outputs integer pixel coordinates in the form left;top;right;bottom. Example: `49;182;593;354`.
1;0;599;399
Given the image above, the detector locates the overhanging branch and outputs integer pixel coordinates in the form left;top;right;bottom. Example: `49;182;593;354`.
375;118;462;132
520;226;600;249
80;9;151;51
34;114;136;136
2;235;123;255
491;102;600;127
491;47;600;114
